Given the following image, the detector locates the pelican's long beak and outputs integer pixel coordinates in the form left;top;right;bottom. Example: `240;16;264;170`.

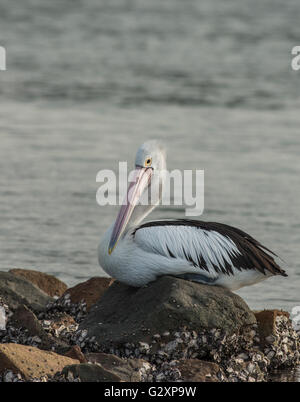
108;166;152;254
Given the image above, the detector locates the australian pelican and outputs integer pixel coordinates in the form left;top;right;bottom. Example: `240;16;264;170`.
98;141;287;290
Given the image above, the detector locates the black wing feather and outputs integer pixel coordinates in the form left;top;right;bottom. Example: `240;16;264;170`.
133;219;287;277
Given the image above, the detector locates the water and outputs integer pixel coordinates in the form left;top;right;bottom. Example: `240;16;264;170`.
0;0;299;315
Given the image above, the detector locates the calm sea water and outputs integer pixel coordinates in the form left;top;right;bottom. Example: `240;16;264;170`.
0;0;299;317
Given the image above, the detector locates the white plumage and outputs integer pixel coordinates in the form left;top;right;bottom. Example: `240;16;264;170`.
98;141;287;290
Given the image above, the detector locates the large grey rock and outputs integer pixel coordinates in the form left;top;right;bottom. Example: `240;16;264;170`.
0;272;52;312
79;276;256;347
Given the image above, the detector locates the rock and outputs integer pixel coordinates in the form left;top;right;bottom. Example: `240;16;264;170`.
176;359;221;381
0;343;79;380
0;272;52;312
85;352;151;381
10;269;67;298
80;276;256;347
254;310;290;340
61;363;121;382
10;305;70;353
50;313;77;331
224;354;266;382
65;346;87;363
11;305;45;337
254;310;299;369
40;294;87;324
62;277;114;311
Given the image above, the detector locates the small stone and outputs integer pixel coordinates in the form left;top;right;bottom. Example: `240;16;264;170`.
4;371;14;382
237;353;248;361
266;335;276;344
247;363;256;374
138;342;150;353
155;373;165;381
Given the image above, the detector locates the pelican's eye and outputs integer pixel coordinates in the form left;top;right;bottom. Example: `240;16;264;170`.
144;157;152;167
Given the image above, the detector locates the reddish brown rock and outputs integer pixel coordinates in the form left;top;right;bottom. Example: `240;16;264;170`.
10;269;67;298
0;343;79;380
65;346;87;363
254;310;290;340
176;359;221;382
63;277;114;311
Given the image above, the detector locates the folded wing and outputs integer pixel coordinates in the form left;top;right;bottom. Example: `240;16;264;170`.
133;219;287;277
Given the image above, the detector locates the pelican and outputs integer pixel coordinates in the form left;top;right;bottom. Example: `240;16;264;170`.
98;140;287;290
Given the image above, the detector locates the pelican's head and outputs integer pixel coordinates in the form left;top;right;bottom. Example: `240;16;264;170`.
134;140;166;172
108;140;166;254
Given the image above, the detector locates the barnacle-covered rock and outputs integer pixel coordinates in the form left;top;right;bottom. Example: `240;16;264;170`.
79;276;256;348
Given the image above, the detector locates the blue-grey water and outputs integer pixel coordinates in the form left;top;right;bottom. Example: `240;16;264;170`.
0;0;299;319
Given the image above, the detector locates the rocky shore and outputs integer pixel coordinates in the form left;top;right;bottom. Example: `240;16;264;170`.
0;269;299;382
